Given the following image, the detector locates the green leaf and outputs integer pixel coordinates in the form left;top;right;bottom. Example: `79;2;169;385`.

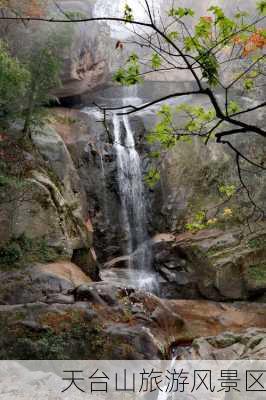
113;53;143;86
151;53;162;69
198;51;219;86
208;5;225;20
219;184;236;197
228;100;240;114
0;40;30;117
184;37;200;52
167;31;179;41
185;210;207;232
257;0;266;15
128;52;139;63
168;7;195;18
124;4;133;22
244;79;254;91
144;168;160;188
195;17;213;39
149;151;161;159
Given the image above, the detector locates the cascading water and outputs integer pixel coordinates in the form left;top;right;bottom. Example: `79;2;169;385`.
112;107;155;290
94;0;163;38
82;87;158;291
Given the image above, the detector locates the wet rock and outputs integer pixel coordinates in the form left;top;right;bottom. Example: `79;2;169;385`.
103;256;130;269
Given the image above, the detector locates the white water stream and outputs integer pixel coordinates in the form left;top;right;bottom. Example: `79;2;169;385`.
82;87;159;291
112;104;155;290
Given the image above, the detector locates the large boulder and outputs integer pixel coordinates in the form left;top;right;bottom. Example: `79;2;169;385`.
152;228;266;301
0;261;90;305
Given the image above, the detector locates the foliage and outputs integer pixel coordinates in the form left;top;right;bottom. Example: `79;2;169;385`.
185;211;208;232
144;167;160;188
151;53;162;69
0;40;30;118
147;102;216;155
22;26;72;133
248;263;266;281
0;234;61;270
223;207;233;217
227;101;240;114
185;183;237;233
219;184;236;198
147;104;176;148
168;7;195;18
0;173;24;189
0;23;72;133
248;235;266;249
257;0;266;15
0;242;22;265
113;53;143;85
185;205;234;233
124;4;133;22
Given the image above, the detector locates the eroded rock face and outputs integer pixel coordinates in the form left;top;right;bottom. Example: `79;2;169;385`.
52;1;111;98
51;107;124;263
51;105;266;302
0;1;113;99
1;126;91;254
0;124;98;291
0;285;265;359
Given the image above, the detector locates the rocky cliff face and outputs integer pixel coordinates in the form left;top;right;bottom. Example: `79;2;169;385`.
52;1;112;98
0;90;265;359
53;87;266;303
0;121;99;305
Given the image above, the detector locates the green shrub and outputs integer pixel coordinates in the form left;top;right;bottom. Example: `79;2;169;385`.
248;263;266;281
0;234;61;269
0;242;22;265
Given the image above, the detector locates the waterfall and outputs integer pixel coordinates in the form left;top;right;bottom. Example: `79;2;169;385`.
82;87;158;292
94;0;163;38
112;110;154;290
157;357;177;400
